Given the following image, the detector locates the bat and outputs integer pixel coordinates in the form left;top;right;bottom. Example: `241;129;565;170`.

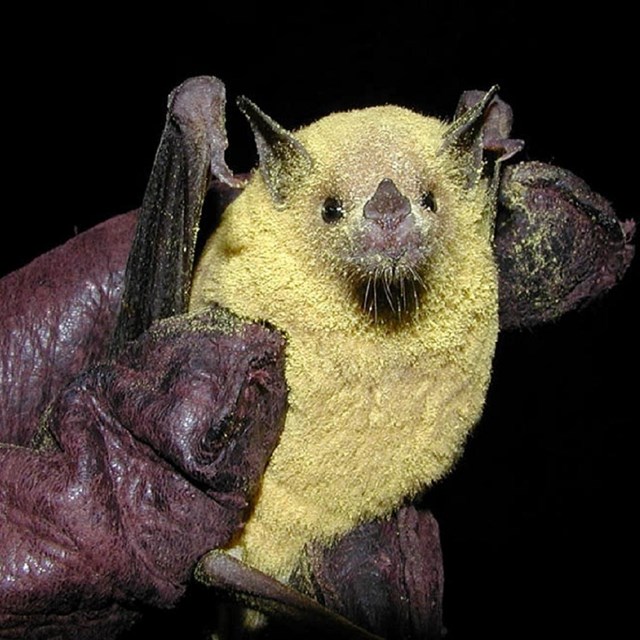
190;88;504;583
189;84;634;592
0;75;633;639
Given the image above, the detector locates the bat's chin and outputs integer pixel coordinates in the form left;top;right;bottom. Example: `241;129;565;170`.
348;252;429;324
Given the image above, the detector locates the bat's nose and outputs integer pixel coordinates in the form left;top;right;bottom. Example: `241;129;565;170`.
363;178;411;229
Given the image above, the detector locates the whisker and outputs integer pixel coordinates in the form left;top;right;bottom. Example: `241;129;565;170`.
382;268;395;313
373;275;378;323
353;259;426;324
409;266;427;293
363;275;373;314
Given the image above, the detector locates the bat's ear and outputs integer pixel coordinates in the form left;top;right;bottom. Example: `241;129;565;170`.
442;86;524;195
495;161;635;329
167;76;241;189
237;96;313;204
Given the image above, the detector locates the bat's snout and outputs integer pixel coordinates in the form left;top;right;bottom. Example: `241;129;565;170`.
363;178;411;230
356;177;429;269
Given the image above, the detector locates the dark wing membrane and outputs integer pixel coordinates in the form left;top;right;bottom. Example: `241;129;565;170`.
110;76;240;355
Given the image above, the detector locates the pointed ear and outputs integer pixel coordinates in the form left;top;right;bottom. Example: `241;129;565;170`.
444;86;500;147
441;86;524;191
237;96;313;204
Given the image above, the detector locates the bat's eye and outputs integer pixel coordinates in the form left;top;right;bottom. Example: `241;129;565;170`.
420;191;437;212
322;196;345;223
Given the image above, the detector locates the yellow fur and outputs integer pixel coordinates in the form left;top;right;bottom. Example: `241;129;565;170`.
190;106;499;580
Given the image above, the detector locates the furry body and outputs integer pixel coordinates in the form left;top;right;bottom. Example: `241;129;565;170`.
191;105;499;580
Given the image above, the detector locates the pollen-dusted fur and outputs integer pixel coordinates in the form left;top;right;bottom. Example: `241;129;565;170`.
190;105;499;580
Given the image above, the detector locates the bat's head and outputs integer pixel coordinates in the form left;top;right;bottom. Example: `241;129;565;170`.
291;107;449;322
228;90;501;326
192;89;509;335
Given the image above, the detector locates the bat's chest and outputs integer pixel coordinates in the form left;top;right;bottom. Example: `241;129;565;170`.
285;333;427;448
237;324;492;579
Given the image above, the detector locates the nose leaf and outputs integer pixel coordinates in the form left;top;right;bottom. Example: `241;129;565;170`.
363;178;411;228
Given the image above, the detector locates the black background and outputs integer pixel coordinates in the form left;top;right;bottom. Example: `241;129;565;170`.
6;3;637;639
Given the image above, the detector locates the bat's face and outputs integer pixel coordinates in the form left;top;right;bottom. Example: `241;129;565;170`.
270;106;495;326
192;104;496;337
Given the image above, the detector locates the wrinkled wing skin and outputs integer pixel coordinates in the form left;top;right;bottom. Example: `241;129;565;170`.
496;161;635;329
456;90;634;329
0;307;287;640
0;212;136;446
0;74;296;640
0;76;240;447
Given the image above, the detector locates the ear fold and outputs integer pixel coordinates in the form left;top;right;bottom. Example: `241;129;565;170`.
442;86;524;191
237;96;313;204
495;161;635;329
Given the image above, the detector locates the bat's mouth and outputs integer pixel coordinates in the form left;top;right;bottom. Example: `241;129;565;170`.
344;226;430;323
355;256;427;323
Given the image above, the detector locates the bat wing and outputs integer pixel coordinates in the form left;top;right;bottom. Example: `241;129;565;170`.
495;161;635;329
455;88;634;330
0;77;242;446
110;75;242;355
197;551;383;640
196;505;444;639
